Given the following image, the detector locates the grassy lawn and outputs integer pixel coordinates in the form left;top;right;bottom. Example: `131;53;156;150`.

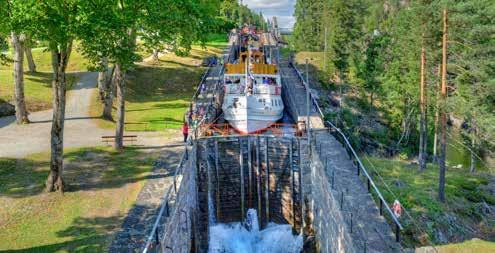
91;44;225;132
362;156;495;248
0;46;88;111
0;147;160;252
424;238;495;253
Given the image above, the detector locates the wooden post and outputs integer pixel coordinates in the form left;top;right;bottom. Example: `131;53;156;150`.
248;137;252;207
265;137;270;223
239;139;245;219
256;136;262;224
214;139;221;220
290;139;295;227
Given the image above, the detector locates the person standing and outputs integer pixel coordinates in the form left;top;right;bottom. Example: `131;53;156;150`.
182;121;189;142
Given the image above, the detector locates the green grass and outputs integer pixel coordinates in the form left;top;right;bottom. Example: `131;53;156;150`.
0;46;90;72
91;45;224;132
0;147;160;252
204;33;229;47
431;238;495;253
0;71;77;111
0;46;88;111
361;156;495;247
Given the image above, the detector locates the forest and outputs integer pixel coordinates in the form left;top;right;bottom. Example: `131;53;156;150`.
293;0;494;174
292;0;494;248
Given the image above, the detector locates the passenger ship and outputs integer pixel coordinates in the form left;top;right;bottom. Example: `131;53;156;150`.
222;27;284;134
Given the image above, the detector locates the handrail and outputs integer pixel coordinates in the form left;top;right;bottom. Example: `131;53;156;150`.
142;42;234;253
288;60;403;239
142;149;187;253
325;120;403;231
291;63;325;118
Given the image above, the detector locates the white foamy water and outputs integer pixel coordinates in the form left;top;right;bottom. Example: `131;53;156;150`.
208;209;303;253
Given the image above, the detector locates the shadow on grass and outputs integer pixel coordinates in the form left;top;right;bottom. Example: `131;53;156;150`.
0;215;123;253
0;147;172;198
126;103;187;112
125;65;202;104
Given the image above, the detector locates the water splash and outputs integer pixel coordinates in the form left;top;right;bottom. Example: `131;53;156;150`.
208;209;303;253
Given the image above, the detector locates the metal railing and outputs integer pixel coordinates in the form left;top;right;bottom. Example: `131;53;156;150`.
289;62;403;242
142;147;189;253
290;64;325;118
142;42;236;253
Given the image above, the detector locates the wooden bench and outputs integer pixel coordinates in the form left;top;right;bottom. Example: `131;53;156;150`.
101;135;138;146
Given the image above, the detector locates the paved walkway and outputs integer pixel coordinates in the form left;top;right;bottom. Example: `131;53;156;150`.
109;142;184;253
0;72;114;158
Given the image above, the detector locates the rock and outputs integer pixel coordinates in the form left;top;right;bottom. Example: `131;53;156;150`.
0;101;15;117
393;179;406;188
434;229;448;243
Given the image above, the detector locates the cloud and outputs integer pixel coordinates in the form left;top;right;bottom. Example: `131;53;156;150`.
243;0;296;28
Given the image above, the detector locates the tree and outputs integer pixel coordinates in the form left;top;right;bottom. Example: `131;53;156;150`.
438;8;448;203
293;0;327;51
24;36;36;73
11;32;29;124
448;0;495;172
77;0;219;150
3;1;32;124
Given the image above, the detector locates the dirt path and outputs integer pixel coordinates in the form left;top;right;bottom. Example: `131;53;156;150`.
0;72;113;158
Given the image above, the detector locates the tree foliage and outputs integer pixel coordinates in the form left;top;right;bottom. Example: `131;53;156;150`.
293;0;495;162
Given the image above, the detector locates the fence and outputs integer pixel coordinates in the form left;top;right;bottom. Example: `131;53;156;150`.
142;37;237;253
290;63;403;242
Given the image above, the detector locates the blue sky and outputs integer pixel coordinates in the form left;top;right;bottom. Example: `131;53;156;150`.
243;0;296;28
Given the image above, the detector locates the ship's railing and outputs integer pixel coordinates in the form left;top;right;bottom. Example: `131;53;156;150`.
290;62;403;242
199;123;302;137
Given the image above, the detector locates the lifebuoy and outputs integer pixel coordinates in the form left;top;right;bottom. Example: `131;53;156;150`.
392;200;402;218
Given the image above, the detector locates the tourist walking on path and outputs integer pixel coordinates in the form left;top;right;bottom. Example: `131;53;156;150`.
182;121;189;142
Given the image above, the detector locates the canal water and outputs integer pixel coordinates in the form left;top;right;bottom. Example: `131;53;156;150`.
208;209;303;253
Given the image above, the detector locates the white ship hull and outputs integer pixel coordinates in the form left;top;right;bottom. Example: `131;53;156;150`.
223;95;284;134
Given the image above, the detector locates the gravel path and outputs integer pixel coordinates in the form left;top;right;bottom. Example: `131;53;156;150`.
0;72;113;158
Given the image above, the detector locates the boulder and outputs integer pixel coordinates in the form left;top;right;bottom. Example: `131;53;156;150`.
0;101;15;117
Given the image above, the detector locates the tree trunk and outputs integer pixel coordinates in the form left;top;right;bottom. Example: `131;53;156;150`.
470;137;476;173
97;57;108;101
45;41;72;192
102;65;115;121
469;119;477;173
433;64;441;162
438;9;448;203
25;45;36;73
419;44;427;171
152;49;159;61
114;63;125;151
11;32;29;124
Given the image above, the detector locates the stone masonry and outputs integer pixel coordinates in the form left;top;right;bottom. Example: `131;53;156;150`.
281;58;401;252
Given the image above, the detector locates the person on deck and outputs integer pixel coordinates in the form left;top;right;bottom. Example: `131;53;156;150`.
182;122;189;143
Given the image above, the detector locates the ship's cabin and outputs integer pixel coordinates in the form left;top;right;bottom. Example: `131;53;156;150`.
224;74;281;96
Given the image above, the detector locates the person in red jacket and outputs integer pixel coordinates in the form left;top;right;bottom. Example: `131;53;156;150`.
182;122;189;143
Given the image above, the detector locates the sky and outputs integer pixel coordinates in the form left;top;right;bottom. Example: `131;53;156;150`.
242;0;296;29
